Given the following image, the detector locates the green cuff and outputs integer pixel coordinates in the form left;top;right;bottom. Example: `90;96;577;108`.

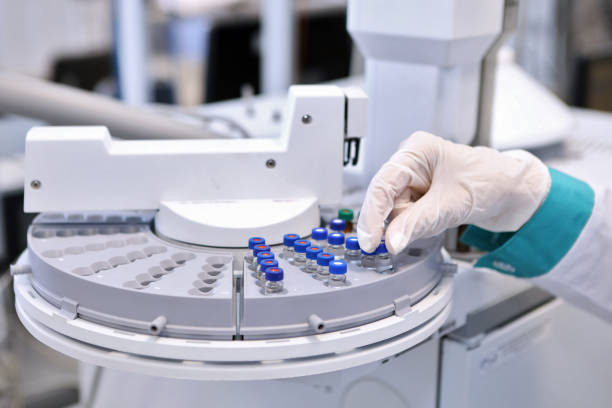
460;168;594;278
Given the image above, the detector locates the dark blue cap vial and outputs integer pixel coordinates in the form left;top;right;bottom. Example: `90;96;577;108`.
346;237;360;250
311;227;328;241
283;233;299;247
306;246;323;260
257;252;274;264
248;237;265;249
253;244;270;256
330;218;346;232
294;240;311;253
265;267;284;282
328;232;345;246
376;241;389;254
317;252;334;266
260;259;278;271
329;260;347;275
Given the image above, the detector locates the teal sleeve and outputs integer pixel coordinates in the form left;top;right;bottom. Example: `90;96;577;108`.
460;168;594;278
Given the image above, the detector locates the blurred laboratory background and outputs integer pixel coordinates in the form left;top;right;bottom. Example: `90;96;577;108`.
1;0;612;407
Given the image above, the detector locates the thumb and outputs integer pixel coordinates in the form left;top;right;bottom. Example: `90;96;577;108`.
384;189;447;254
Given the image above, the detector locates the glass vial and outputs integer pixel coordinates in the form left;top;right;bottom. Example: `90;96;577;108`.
328;260;347;287
293;240;311;266
245;237;265;264
305;246;323;273
282;233;299;260
311;227;328;249
345;237;361;262
327;232;345;260
315;252;334;280
338;209;354;233
265;267;284;294
257;258;278;282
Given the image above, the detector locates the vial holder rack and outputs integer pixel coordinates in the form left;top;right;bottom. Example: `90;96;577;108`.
23;213;448;341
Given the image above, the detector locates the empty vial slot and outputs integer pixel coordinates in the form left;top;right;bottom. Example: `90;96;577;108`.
91;261;112;273
43;213;64;220
205;255;232;269
72;267;93;276
201;268;222;277
31;229;55;239
160;259;179;271
119;225;140;234
105;240;125;249
85;243;105;252
67;214;85;221
126;251;146;262
77;228;97;236
408;248;423;257
136;272;157;286
99;226;120;235
86;214;104;222
148;266;167;279
125;216;143;224
202;278;217;285
143;246;167;257
123;280;143;290
171;252;196;264
109;256;130;267
106;215;123;223
198;286;213;294
64;246;85;255
126;236;148;245
42;249;63;258
56;229;76;238
193;279;216;289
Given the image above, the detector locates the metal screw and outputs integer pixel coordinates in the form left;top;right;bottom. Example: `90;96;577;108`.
30;180;41;189
266;159;276;169
301;114;312;124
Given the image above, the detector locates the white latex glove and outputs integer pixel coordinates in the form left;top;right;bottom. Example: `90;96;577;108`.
357;131;551;254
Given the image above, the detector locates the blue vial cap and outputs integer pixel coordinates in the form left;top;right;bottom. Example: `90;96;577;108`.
257;251;274;264
260;259;278;270
346;237;360;250
311;227;328;241
283;233;299;247
376;241;389;254
306;246;323;260
317;252;334;266
265;267;284;282
329;260;347;275
330;218;346;231
294;240;311;253
328;232;345;246
253;244;270;256
248;237;265;249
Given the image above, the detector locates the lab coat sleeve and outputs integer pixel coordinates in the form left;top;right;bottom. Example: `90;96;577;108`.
461;168;612;322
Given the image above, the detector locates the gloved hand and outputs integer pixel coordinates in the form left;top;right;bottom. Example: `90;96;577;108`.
357;131;551;254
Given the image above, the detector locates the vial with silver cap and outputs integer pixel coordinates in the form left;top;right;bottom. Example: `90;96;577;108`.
315;252;334;280
328;260;347;287
305;246;323;273
327;232;345;259
256;254;276;280
245;237;265;264
311;228;328;248
345;237;361;262
264;267;284;294
282;233;299;259
293;240;311;266
255;258;278;282
375;241;393;273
